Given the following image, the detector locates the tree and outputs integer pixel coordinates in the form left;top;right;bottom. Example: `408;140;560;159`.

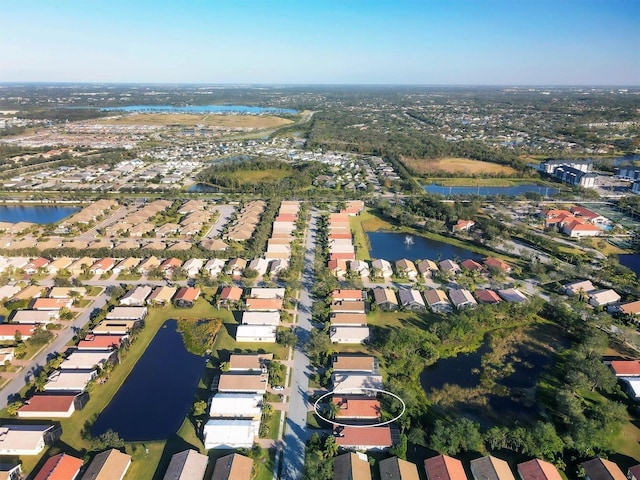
305;329;333;367
193;400;207;417
323;435;339;458
6;401;22;416
92;429;125;450
276;327;297;348
430;418;483;455
389;433;408;459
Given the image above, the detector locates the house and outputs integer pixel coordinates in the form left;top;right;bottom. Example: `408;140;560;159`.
241;311;280;326
563;219;601;238
218;286;243;308
580;457;626;480
588;289;621;307
334;452;372;480
208;393;262;419
332;355;378;374
113;257;140;274
68;257;95;275
60;350;116;370
47;257;73;274
484;257;512;274
77;334;126;351
461;259;485;273
120;285;153;306
92;320;138;335
452;219;475;232
147;286;177;305
424;454;467;480
211;453;254;480
80;449;131;480
619;377;640;402
517;459;562;480
162;449;208;480
17;393;87;418
424;289;452;313
248;288;286;299
349;260;370;278
628;464;640;480
330;326;371;344
620;300;640;317
204;258;228;277
90;258;116;275
0;324;36;342
137;256;161;274
225;258;247;277
543;209;575;228
333;396;381;419
174;287;201;307
398;289;426;311
245;298;282;311
25;257;50;274
236;325;276;343
44;369;96;393
228;353;272;372
12;310;58;324
417;259;439;278
0;347;14;364
371;259;393;278
379;457;420;480
217;374;267;394
0;464;21;480
439;259;461;275
31;297;72;311
564;280;596;296
330;313;368;327
203;419;259;449
335;426;392;451
475;289;502;304
33;452;83;480
610;360;640;377
160;257;182;273
372;288;399;311
448;289;478;310
247;258;270;276
332;373;383;392
49;287;86;299
331;289;365;302
0;285;21;300
106;306;147;321
0;424;59;455
395;259;418;280
497;288;527;303
11;285;44;301
470;456;515;480
328;258;348;278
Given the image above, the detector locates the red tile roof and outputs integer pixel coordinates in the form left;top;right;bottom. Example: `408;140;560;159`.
331;289;363;301
77;335;124;350
175;287;200;303
0;324;36;338
33;453;83;480
330;252;356;261
333;397;381;418
335;426;392;448
245;298;283;311
610;360;640;376
424;454;467;480
461;259;484;271
18;394;76;413
517;459;562;480
220;286;243;301
475;289;502;304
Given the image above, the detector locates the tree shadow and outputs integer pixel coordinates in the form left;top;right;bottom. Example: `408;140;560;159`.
150;433;200;480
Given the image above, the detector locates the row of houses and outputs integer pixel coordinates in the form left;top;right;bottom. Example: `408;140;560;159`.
203;353;273;449
264;200;301;266
120;284;201;308
326;201;365;276
564;279;622;307
224;200;266;242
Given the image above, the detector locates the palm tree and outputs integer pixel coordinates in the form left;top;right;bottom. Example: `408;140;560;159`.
324;399;341;420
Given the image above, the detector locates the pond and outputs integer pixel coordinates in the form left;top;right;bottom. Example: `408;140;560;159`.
367;231;483;262
101;104;297;114
618;254;640;277
187;183;219;193
91;320;205;441
423;184;558;197
0;205;79;224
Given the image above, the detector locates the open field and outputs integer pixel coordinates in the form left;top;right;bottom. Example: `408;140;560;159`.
402;156;518;176
424;177;551;187
221;169;293;185
88;113;294;129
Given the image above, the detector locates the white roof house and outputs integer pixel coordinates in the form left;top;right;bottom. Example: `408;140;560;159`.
397;289;426;311
497;288;528;303
241;311;280;326
208;393;262;419
182;258;204;277
12;310;58;324
235;325;276;343
204;258;227;277
620;377;640;401
588;289;621;307
349;260;370;278
247;258;270;276
60;351;115;370
448;289;478;310
44;369;96;392
119;286;153;306
249;288;286;299
106;306;147;320
0;285;21;300
331;373;384;392
203;419;259;449
0;424;56;455
564;280;596;296
330;326;371;344
371;259;392;278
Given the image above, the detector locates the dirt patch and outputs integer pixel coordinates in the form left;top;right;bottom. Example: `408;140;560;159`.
402;156;517;175
88;113;293;128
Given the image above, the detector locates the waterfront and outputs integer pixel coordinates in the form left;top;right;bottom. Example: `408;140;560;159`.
619;253;640;277
367;231;483;262
0;205;79;224
102;104;298;114
91;320;205;441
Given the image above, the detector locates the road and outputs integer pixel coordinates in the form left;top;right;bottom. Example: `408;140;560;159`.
280;209;318;480
204;205;236;238
0;293;109;409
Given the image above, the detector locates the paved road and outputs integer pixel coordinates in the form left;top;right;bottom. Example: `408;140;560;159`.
280;209;318;480
204;205;236;238
0;293;109;409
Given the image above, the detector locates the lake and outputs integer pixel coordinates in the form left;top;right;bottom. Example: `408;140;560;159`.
188;183;219;193
619;254;640;277
367;231;483;262
91;320;205;441
0;205;79;224
102;104;297;114
424;184;558;197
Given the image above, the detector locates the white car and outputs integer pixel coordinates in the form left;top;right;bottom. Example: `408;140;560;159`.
272;385;285;391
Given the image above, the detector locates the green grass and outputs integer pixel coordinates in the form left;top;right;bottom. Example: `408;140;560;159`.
222;169;292;185
262;411;281;440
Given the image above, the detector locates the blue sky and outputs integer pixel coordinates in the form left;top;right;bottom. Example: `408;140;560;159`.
1;0;638;85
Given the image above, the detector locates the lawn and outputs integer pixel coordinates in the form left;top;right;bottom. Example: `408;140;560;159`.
219;169;292;186
401;156;518;176
424;177;541;187
89;113;293;129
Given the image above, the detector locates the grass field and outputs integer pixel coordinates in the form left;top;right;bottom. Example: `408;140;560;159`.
90;113;293;129
402;156;518;176
220;169;293;186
